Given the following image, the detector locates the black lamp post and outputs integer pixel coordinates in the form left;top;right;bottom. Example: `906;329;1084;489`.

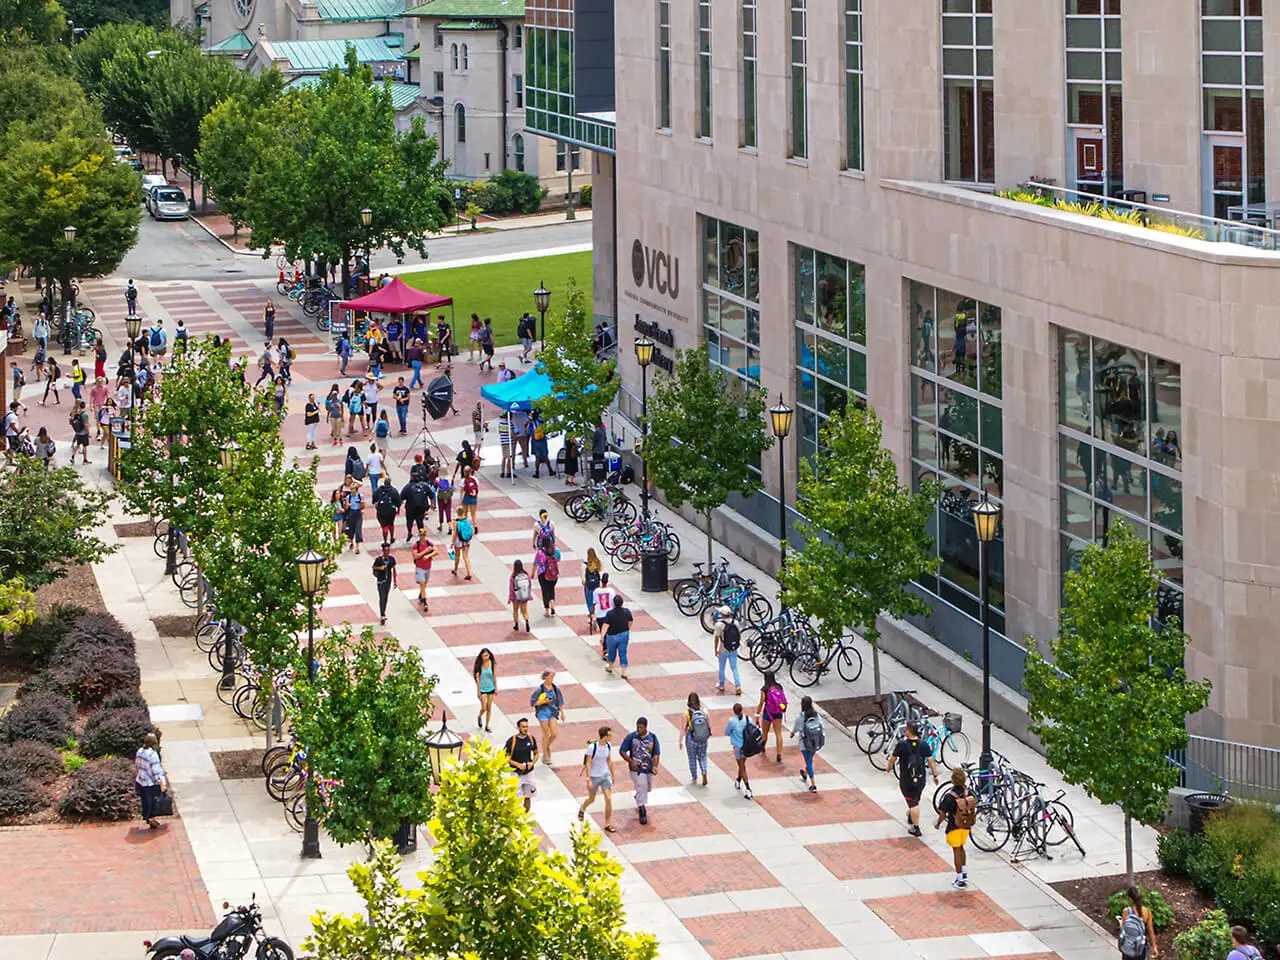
295;545;325;860
634;336;654;519
769;395;794;568
424;718;465;784
124;312;142;430
533;281;550;348
971;492;1001;774
61;226;76;354
360;207;373;282
217;441;242;692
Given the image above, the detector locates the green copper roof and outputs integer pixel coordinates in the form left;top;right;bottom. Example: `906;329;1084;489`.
402;43;420;59
404;0;523;19
438;19;497;29
316;0;403;20
285;75;421;110
265;37;403;72
207;30;252;53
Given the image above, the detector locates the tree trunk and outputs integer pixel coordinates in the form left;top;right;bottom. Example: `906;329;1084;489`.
705;508;713;571
341;243;352;298
1123;813;1135;887
871;637;882;696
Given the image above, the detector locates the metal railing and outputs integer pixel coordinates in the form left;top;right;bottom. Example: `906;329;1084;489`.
1169;735;1280;803
1009;180;1280;252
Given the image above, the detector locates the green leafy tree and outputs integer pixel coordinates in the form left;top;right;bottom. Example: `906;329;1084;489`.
1024;521;1211;886
0;49;101;147
196;72;283;229
538;282;619;444
0;577;37;637
63;0;167;30
305;741;657;960
643;348;771;567
0;458;114;585
199;50;450;290
0;129;141;303
292;625;437;846
0;0;65;47
778;405;940;694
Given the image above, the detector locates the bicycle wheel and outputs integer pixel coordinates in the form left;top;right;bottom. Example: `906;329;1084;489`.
564;493;589;521
835;644;863;683
178;574;202;609
232;682;260;721
214;674;240;706
867;732;895;770
749;632;783;673
261;743;291;776
171;559;197;588
267;762;304;803
932;779;952;813
743;594;773;626
673;581;707;616
789;651;820;688
939;730;972;768
664;531;681;563
612;540;641;571
599;524;628;555
152;532;168;559
613;497;637;524
699;603;722;634
854;713;889;754
285;792;307;832
970;807;1012;852
1042;800;1076;846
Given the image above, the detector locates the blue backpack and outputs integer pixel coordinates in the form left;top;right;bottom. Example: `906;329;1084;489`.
456;517;474;542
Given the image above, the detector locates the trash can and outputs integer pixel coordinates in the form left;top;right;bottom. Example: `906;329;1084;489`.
589;456;607;482
641;550;668;593
393;816;418;854
1185;793;1231;835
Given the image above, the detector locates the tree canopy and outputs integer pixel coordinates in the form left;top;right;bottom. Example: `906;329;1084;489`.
537;282;618;443
643;348;772;566
779;404;940;693
0;0;66;47
1024;521;1211;885
0;458;114;586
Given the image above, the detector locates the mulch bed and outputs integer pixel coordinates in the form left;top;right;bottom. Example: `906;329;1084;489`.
113;520;158;538
33;563;107;615
153;615;198;637
210;749;266;781
818;692;936;727
1051;868;1216;958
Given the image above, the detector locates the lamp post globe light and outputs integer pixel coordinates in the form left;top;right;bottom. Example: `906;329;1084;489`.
295;545;326;860
533;281;551;348
971;492;1002;774
61;226;76;354
218;439;241;471
769;395;794;569
360;207;373;228
424;717;465;785
634;336;654;520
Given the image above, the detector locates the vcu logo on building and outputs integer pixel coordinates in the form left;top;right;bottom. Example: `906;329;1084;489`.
631;239;680;300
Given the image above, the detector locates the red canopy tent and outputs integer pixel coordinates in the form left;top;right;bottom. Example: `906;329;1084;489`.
334;277;456;356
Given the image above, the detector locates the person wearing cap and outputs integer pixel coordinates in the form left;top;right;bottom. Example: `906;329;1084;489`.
497;360;515;383
713;606;743;695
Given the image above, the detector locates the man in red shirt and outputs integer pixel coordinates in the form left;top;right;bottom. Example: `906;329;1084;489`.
410;530;437;611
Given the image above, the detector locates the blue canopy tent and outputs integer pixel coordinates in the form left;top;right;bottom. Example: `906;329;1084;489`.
480;368;554;411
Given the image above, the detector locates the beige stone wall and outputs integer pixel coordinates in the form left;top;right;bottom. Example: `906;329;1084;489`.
612;0;1280;746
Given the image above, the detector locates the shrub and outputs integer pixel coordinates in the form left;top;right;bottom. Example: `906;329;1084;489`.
60;612;135;657
0;739;66;782
60;757;136;821
0;767;44;819
102;688;148;711
479;170;546;215
51;643;140;703
16;669;58;698
81;706;153;759
3;690;75;745
580;184;592;208
1105;888;1174;931
1174;909;1233;960
1158;828;1206;877
62;751;87;773
9;604;85;667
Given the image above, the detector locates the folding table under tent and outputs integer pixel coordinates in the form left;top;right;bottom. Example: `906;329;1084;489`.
330;278;456;357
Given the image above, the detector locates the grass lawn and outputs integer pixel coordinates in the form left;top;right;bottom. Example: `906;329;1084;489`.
399;251;593;348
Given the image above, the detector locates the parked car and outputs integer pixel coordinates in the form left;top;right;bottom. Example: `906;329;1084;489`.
141;174;167;212
151;186;190;221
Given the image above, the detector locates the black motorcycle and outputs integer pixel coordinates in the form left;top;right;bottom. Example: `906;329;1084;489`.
144;894;293;960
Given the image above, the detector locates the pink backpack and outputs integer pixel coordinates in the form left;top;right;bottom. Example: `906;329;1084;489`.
765;685;788;716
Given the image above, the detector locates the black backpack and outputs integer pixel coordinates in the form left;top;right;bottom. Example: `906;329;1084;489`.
740;719;764;758
903;739;927;787
721;621;741;651
584;569;601;593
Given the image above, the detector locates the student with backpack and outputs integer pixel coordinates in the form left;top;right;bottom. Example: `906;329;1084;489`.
436;476;454;532
619;717;661;825
577;725;616;833
460;466;480;532
601;594;633;678
755;671;789;763
724;703;758;800
534;535;560;616
509;559;533;632
451;512;475;579
530;670;564;765
583;548;603;632
679;692;712;786
1227;926;1261;960
888;720;939;837
714;606;743;695
934;766;977;888
371;541;396;625
789;695;825;792
1116;886;1158;960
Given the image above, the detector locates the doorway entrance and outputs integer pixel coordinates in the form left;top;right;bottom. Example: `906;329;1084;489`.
1204;135;1245;221
1069;128;1105;197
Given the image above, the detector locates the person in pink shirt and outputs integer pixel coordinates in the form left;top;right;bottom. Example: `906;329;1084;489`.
88;378;109;441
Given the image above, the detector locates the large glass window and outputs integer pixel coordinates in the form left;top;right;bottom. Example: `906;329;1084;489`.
658;0;672;130
910;280;1004;625
513;133;525;172
1058;329;1183;626
1066;0;1123;196
524;5;615;153
790;0;808;159
1201;0;1264;220
942;0;994;184
844;0;863;171
794;246;866;465
455;103;466;143
702;216;761;389
741;0;757;148
697;0;712;138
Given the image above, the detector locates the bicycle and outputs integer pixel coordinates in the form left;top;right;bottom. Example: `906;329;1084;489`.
744;607;821;673
285;774;343;832
698;578;771;632
788;633;864;688
853;690;920;756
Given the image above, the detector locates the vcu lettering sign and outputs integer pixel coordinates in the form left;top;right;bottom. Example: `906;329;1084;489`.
630;239;680;300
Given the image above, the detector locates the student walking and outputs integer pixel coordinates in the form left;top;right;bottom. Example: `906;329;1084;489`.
534;536;559;616
577;725;616;832
374;410;391;456
1227;927;1262;960
473;648;497;731
451;513;474;579
725;703;757;800
69;359;85;401
934;766;977;888
344;485;365;553
1117;886;1158;960
619;717;661;825
509;559;532;632
366;443;385;494
532;509;555;549
790;695;825;792
460;466;480;532
583;548;603;630
679;693;712;786
402;475;432;541
393;377;410;434
326;386;344;445
373;477;402;544
69;402;91;464
530;670;564;765
592;572;617;653
372;542;397;625
40;356;61;405
410;530;436;610
436;476;454;531
714;606;743;695
755;671;789;763
602;594;633;678
503;718;538;812
304;394;320;449
134;732;168;830
888;720;939;836
478;318;495;370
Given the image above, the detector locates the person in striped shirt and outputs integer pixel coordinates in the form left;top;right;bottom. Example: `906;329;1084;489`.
134;733;168;829
497;413;515;478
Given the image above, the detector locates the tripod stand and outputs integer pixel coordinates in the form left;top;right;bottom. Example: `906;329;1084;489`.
398;402;450;472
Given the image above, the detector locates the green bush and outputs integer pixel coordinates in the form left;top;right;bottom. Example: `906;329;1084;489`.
3;690;75;745
1158;827;1206;876
60;757;136;821
16;669;58;698
0;768;44;819
9;604;85;667
1105;888;1175;931
80;706;153;759
51;644;140;703
62;750;87;774
0;740;66;783
61;612;135;657
580;184;592;208
1174;909;1233;960
102;688;148;711
478;170;547;215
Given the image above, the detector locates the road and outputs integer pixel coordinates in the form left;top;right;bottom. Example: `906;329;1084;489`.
115;214;594;282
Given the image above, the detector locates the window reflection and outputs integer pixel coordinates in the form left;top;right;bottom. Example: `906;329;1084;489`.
702;216;760;388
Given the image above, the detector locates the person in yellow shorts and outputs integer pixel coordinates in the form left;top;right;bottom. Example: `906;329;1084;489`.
934;766;976;888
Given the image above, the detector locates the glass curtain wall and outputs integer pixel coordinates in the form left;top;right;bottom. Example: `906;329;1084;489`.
1201;0;1264;220
1058;330;1183;626
526;2;616;151
794;245;867;464
1065;0;1123;196
909;280;1005;627
942;0;994;184
702;216;761;389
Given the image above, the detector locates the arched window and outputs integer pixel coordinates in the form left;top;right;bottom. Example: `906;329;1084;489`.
461;43;469;69
450;43;458;70
513;133;525;172
455;103;467;143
